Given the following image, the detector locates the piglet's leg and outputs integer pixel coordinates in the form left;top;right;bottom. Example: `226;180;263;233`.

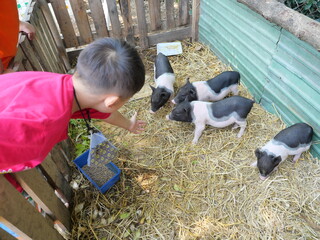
237;121;247;138
192;123;206;144
293;153;302;163
232;123;240;130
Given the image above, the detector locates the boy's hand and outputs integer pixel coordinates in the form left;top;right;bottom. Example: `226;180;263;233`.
19;21;36;40
128;112;146;134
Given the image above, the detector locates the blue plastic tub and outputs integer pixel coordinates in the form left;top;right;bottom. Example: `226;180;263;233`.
73;150;121;194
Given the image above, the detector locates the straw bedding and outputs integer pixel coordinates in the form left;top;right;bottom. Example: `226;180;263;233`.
70;40;320;240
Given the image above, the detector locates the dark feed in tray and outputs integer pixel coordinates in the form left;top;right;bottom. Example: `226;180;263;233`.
82;164;115;187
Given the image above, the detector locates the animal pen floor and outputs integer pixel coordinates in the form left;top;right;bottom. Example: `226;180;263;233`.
70;41;320;240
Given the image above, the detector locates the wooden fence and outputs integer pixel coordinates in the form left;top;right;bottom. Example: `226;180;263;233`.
12;0;70;73
48;0;200;53
0;142;73;240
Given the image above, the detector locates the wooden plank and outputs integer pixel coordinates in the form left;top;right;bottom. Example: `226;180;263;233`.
50;146;72;182
179;0;189;26
0;227;16;240
13;47;25;72
148;0;161;31
148;26;191;46
39;0;70;71
13;169;71;231
35;6;66;73
22;58;34;71
69;0;93;45
106;0;122;38
28;4;55;72
165;0;175;29
20;37;44;71
32;8;59;72
135;0;149;49
119;0;135;45
0;176;65;240
40;155;73;204
50;0;79;48
30;9;56;72
88;0;109;38
191;0;200;42
59;140;73;162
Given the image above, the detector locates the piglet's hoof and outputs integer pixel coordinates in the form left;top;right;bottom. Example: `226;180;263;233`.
149;110;155;114
165;115;170;120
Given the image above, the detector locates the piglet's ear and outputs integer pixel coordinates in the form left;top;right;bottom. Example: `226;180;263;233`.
254;148;262;159
150;85;156;92
272;156;282;165
185;77;190;84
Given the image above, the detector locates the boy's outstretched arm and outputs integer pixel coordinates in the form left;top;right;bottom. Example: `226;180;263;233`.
102;111;146;134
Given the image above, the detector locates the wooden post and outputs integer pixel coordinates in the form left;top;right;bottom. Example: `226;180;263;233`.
119;0;135;45
69;0;93;45
88;0;110;38
106;0;122;38
179;0;189;26
50;0;79;48
191;0;200;42
148;0;161;31
165;0;175;29
135;0;149;49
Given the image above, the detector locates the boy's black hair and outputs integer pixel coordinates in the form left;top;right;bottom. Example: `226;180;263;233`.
76;38;145;98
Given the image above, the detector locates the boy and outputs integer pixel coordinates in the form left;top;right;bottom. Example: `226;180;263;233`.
0;37;146;173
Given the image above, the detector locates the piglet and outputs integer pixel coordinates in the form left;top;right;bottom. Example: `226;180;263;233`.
252;123;313;180
172;71;240;104
166;96;254;144
150;52;175;113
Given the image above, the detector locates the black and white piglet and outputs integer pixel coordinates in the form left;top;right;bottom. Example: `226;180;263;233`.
150;52;175;113
172;71;240;104
166;96;254;144
252;123;313;180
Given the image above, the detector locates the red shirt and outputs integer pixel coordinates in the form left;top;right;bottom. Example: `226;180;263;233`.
0;71;110;173
0;0;20;69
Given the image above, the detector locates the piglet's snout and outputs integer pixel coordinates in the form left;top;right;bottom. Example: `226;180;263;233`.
259;175;268;181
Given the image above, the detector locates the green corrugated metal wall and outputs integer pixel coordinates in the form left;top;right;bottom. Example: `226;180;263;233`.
199;0;320;157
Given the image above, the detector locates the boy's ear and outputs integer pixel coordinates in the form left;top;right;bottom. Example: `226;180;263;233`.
103;95;121;108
